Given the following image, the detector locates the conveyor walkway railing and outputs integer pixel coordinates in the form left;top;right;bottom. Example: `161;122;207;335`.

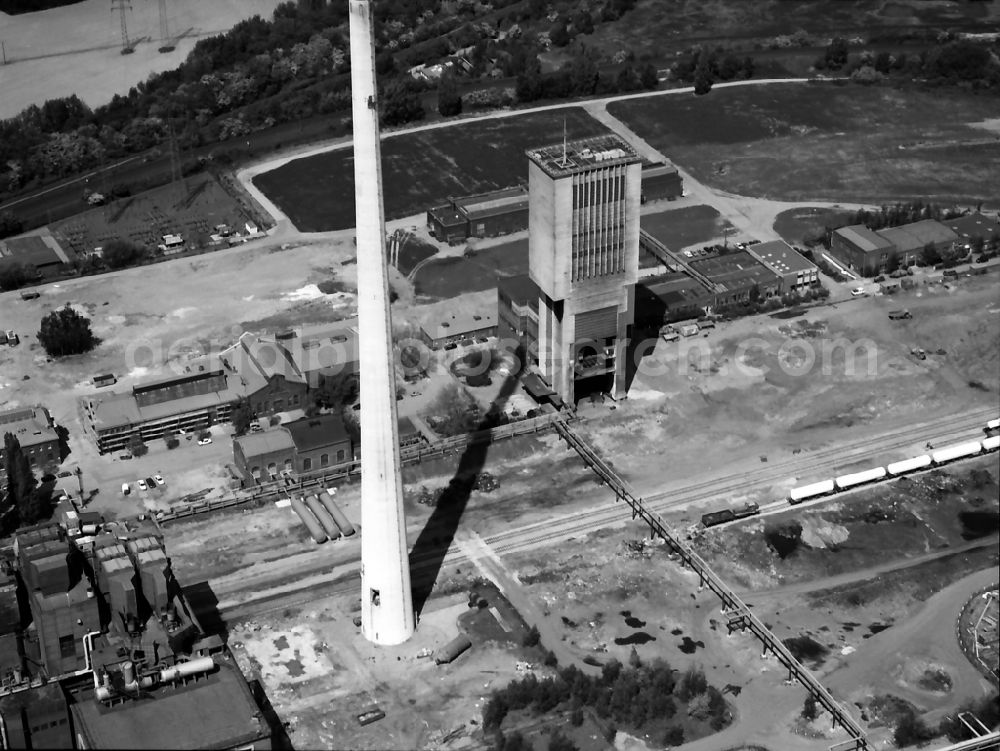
552;418;870;751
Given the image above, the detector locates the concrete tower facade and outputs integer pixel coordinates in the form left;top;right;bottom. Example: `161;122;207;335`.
527;135;642;404
349;0;415;645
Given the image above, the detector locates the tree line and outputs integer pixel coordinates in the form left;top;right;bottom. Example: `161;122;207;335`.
816;35;999;88
2;434;55;535
484;657;731;749
0;0;645;207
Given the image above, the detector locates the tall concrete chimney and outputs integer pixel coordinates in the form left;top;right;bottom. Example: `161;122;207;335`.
349;0;415;645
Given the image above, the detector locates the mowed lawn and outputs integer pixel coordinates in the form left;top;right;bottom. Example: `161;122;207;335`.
413;237;528;301
608;82;1000;206
254;108;611;231
639;204;734;251
772;206;856;246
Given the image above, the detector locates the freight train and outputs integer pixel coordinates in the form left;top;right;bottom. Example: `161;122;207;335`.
787;429;1000;505
700;419;999;526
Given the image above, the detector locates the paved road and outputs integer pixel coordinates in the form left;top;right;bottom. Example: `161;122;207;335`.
236;76;871;246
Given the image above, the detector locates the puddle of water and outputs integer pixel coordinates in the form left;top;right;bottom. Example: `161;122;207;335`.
677;637;705;654
614;632;656;646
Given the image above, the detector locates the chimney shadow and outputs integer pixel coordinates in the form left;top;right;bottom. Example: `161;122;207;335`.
408;346;525;617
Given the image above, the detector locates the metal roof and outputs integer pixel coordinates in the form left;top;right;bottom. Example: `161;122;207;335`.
234;428;295;456
833;225;894;253
943;212;998;239
876;220;958;253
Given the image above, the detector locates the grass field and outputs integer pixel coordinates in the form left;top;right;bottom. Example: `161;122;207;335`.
586;0;997;60
253;108;611;232
639;204;735;251
772;206;857;247
608;82;1000;206
413;237;528;301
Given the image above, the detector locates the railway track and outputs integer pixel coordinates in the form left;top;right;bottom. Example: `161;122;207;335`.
487;406;998;554
212;406;996;629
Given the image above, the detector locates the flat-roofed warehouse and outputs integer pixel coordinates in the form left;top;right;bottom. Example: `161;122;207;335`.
942;212;999;247
746;240;818;293
689;250;781;305
635;273;714;326
427;186;530;243
640;161;683;203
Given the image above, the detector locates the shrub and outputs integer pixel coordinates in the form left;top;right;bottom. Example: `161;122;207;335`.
0;263;34;291
165;437;180;450
675;665;707;702
764;520;803;559
102;239;145;269
522;624;541;647
37;305;97;356
894;707;933;747
663;725;684;746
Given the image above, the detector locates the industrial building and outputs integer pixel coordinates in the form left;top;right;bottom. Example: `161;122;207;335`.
830;225;896;276
0;405;61;468
427;165;682;245
640;161;683;203
746;240;819;293
635;273;715;327
527;134;642;403
0;517;271;749
689;250;781;305
496;274;540;361
80;318;362;454
233;413;354;484
426;187;531;243
874;219;958;267
419;310;498;349
832;219;963;275
942;212;998;247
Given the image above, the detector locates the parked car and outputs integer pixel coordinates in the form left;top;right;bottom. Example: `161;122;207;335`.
197;437;212;446
144;476;156;490
850;287;866;297
121;482;130;496
137;479;148;491
153;474;165;486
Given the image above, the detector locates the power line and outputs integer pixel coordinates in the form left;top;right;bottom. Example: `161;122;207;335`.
110;0;135;55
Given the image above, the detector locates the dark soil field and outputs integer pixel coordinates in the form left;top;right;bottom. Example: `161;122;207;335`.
640;204;735;251
608;82;1000;206
413;237;528;301
772;206;857;247
254;108;611;232
586;0;997;58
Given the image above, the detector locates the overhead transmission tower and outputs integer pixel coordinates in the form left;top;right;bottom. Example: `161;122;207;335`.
111;0;134;55
157;0;175;53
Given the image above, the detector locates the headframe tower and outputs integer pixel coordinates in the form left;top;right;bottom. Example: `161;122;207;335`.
348;0;416;645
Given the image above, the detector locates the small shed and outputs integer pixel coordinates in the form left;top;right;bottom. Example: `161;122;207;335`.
434;634;472;665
